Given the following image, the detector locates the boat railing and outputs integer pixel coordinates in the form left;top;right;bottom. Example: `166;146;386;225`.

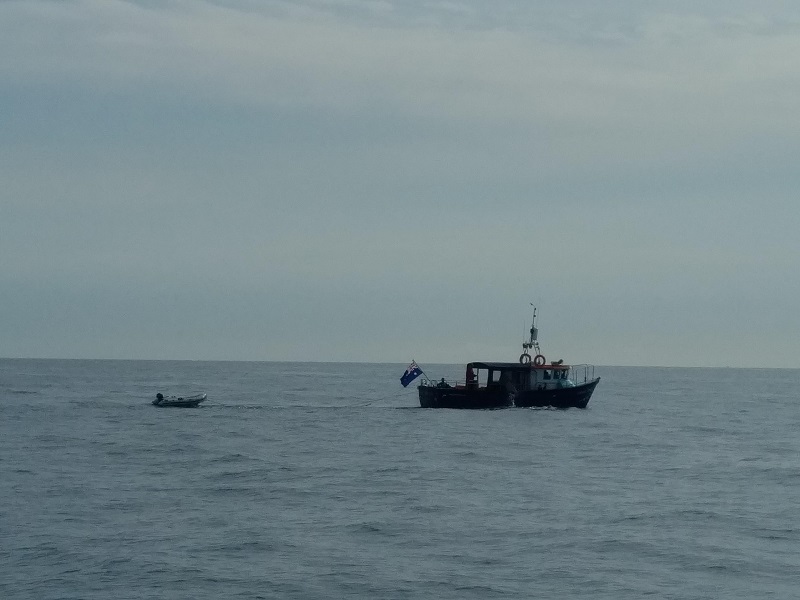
421;376;469;388
569;364;595;383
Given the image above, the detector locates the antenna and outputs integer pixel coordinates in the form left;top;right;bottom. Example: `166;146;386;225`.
527;303;541;355
520;303;543;363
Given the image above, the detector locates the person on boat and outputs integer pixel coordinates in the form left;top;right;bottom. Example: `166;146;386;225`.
500;371;518;394
466;365;477;388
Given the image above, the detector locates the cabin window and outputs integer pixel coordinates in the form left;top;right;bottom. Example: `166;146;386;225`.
543;370;552;380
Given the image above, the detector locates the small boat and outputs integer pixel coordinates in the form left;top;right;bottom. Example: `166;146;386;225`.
152;392;207;407
417;306;600;409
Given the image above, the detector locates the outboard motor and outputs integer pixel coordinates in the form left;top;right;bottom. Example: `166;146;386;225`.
153;393;164;405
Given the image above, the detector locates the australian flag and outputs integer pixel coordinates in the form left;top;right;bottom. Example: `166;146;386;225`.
400;360;423;387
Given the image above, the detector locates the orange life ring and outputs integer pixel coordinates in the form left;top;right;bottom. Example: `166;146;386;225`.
519;353;531;364
533;354;546;366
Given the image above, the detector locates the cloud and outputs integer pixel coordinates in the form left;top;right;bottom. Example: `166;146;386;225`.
3;0;800;176
5;1;800;210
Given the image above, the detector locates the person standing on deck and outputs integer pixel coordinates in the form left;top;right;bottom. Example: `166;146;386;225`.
466;365;476;388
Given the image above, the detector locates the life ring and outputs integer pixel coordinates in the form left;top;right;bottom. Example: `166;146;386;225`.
533;354;546;367
519;353;531;364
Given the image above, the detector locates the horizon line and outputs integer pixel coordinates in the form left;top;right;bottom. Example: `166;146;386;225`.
0;356;796;370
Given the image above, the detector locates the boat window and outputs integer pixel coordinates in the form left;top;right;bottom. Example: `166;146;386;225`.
543;370;551;380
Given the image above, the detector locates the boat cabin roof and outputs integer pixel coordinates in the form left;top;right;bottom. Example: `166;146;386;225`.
467;361;569;371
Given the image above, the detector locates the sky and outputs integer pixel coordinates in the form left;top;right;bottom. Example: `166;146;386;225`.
2;0;800;367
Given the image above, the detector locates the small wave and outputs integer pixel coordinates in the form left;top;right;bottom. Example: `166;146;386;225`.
348;522;385;534
206;485;263;496
456;450;479;458
375;466;402;473
207;403;399;410
701;564;731;572
209;452;254;464
201;404;288;410
686;425;725;434
454;584;509;593
200;539;275;554
757;528;797;540
205;468;272;484
413;504;445;514
100;557;133;568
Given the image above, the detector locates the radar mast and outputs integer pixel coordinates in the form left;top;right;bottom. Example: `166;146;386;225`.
519;304;541;364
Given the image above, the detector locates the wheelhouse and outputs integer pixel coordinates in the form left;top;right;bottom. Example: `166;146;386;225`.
461;361;590;392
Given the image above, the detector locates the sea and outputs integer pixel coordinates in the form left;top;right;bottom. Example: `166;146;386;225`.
2;359;799;599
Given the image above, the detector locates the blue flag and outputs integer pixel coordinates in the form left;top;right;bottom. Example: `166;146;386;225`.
400;361;423;387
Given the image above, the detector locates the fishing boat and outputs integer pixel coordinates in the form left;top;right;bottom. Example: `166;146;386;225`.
152;393;207;407
416;307;600;409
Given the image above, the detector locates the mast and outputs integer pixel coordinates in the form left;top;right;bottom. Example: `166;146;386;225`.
520;304;541;362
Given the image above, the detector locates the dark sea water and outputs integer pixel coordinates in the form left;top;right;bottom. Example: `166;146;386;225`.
2;359;799;599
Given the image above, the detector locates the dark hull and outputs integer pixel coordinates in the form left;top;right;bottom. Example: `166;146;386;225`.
418;378;599;409
418;385;514;409
513;378;600;409
152;394;207;408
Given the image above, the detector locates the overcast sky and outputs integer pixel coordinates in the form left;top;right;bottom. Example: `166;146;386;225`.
2;0;799;367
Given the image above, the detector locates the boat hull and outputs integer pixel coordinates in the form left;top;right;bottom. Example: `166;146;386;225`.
153;400;205;407
418;385;514;409
418;378;599;409
513;378;600;409
152;394;207;408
